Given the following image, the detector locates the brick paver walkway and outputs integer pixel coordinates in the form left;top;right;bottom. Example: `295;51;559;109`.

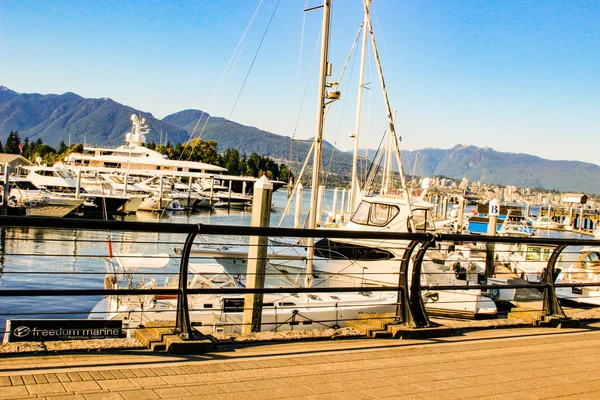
1;325;600;399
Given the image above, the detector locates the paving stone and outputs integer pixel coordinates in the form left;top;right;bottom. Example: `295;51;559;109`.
213;392;259;400
116;370;135;379
88;372;105;381
129;376;168;388
161;374;197;385
45;374;61;383
98;379;136;391
9;376;24;386
26;382;67;395
153;387;193;398
84;393;125;400
179;396;220;400
131;370;147;378
186;385;226;396
77;371;94;382
110;370;126;380
33;374;49;384
0;377;11;387
21;375;36;385
62;381;102;393
56;373;71;383
43;395;86;400
118;389;160;400
0;385;29;399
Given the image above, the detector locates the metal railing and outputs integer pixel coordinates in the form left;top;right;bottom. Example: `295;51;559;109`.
0;215;599;340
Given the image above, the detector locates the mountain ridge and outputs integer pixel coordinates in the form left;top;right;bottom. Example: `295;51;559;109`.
1;86;599;193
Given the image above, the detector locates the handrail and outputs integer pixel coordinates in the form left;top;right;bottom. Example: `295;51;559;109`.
1;215;599;339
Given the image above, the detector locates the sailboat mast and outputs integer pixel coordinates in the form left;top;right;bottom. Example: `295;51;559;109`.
306;0;332;288
362;0;415;229
350;4;369;212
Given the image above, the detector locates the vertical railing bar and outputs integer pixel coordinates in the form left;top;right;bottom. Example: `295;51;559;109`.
175;231;198;338
542;244;568;319
396;240;420;325
409;234;438;328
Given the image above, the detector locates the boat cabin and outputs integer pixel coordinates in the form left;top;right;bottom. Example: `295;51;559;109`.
347;196;435;233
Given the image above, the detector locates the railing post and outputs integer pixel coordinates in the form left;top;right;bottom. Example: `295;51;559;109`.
396;240;420;325
408;235;437;328
243;176;273;333
542;244;568;319
175;231;197;338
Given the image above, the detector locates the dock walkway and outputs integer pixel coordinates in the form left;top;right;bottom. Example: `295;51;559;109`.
2;322;600;399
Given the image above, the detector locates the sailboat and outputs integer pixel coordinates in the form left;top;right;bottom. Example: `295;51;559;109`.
90;0;401;334
189;0;497;319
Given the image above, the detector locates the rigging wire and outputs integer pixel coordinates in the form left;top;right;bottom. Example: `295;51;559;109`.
322;24;363;188
227;0;282;121
179;0;268;161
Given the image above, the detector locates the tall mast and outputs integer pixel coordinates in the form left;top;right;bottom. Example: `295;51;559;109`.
350;2;369;212
362;0;415;230
305;0;332;288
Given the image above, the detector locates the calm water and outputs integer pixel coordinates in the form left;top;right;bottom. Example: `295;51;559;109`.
0;190;592;339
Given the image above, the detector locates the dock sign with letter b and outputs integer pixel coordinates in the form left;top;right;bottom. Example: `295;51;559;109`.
488;199;500;216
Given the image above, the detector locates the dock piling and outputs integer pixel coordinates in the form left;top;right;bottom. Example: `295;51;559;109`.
242;176;273;334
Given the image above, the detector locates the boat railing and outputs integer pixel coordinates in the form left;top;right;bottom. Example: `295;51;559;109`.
0;215;598;342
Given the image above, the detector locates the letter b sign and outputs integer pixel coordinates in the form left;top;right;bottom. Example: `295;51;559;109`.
489;199;499;216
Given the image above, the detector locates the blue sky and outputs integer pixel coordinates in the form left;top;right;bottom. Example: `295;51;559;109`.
1;0;599;164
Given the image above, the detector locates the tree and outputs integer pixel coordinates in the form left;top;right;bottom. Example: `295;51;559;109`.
58;141;68;154
221;148;241;175
0;138;4;153
5;131;21;154
22;138;30;157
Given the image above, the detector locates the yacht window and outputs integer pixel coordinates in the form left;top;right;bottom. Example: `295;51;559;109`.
369;203;399;226
351;201;370;225
56;170;74;179
350;201;399;227
411;209;435;232
526;247;541;261
11;181;38;190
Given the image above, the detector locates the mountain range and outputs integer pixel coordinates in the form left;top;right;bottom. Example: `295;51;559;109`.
1;85;599;194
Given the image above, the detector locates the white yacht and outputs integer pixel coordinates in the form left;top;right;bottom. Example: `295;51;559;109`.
193;194;498;319
79;171;150;213
504;243;557;283
530;215;565;230
6;176;84;217
90;254;398;335
555;247;600;306
23;163;129;217
66;114;282;204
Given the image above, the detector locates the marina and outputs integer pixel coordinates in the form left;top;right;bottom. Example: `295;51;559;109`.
0;187;598;342
0;1;598;399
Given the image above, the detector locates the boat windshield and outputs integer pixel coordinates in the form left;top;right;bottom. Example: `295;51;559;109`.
10;181;38;190
525;246;553;261
108;175;125;184
56;170;75;179
350;201;399;227
411;208;435;232
579;251;600;269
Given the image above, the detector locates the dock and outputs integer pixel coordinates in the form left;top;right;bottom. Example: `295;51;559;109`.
2;320;600;399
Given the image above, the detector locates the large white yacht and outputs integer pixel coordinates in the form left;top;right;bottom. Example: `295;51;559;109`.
65;114;283;202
